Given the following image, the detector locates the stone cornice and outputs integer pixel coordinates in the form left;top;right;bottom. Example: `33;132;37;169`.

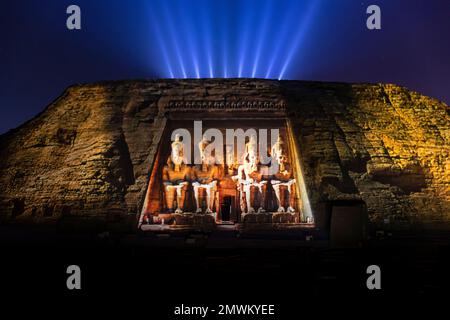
166;99;286;112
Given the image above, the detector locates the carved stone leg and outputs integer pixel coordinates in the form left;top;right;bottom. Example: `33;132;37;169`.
238;183;246;213
174;182;188;214
286;179;296;213
256;181;267;212
206;181;217;213
164;184;176;212
243;182;254;213
192;182;202;213
211;186;217;213
271;181;284;212
203;185;211;213
174;185;183;213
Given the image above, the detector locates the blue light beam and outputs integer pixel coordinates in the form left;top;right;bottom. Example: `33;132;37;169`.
277;1;319;80
148;0;319;80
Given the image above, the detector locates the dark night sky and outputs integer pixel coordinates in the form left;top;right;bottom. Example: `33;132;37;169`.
1;0;449;134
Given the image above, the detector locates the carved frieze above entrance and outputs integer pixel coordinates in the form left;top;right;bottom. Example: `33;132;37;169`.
165;100;287;112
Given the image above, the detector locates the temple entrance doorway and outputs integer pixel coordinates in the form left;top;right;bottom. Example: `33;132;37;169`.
220;196;233;222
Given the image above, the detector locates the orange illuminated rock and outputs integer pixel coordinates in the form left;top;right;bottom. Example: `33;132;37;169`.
0;79;448;230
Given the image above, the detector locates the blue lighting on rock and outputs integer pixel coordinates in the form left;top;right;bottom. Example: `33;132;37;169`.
149;0;319;79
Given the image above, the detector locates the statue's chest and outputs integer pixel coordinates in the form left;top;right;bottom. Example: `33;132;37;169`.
167;169;189;181
195;169;211;181
274;170;292;181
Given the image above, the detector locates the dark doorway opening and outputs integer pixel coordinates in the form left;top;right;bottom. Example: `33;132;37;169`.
328;200;367;248
221;196;233;221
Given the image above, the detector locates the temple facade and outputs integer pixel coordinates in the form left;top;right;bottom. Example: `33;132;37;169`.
139;119;309;229
0;79;448;240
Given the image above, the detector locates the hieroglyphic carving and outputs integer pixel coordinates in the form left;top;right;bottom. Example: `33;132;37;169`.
166;100;287;112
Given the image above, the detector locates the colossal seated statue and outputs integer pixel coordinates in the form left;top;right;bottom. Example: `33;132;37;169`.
270;135;296;213
192;138;221;213
162;134;192;213
233;135;269;214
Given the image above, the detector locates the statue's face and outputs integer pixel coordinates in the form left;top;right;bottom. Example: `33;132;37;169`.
248;152;259;170
273;137;287;165
226;146;233;163
201;151;211;165
199;137;210;162
276;148;288;165
172;137;183;166
172;153;183;166
277;153;287;165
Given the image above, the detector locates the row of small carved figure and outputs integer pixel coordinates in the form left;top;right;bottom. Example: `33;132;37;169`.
166;100;287;110
242;212;296;224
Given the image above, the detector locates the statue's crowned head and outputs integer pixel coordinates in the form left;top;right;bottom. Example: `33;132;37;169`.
272;135;287;166
276;134;282;144
199;136;210;163
248;134;257;149
171;134;184;166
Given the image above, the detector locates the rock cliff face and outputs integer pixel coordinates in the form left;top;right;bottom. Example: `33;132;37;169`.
0;79;448;230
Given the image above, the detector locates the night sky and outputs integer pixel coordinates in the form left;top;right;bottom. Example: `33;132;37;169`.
1;0;449;134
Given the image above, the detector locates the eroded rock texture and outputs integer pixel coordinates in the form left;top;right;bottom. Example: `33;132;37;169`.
0;79;448;229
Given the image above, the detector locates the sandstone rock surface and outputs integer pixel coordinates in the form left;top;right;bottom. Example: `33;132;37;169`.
0;79;448;229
